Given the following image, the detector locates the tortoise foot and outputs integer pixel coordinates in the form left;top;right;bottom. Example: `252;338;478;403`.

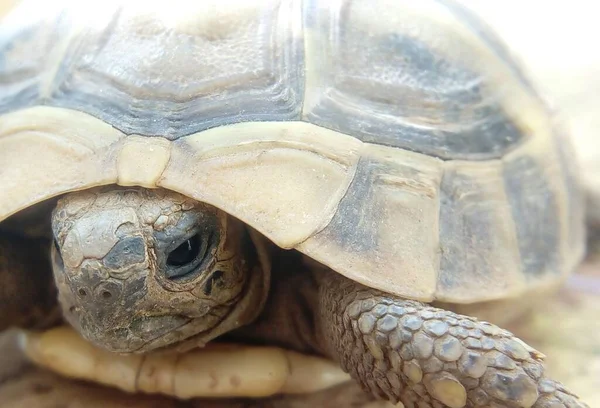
319;272;589;408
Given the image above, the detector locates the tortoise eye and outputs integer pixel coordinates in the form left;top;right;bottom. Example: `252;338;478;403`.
165;232;212;281
167;234;201;267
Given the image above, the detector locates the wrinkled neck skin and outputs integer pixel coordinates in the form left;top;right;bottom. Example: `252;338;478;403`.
50;187;271;354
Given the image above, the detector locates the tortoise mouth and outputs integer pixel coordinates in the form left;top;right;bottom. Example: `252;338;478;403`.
127;315;194;354
134;322;227;355
129;318;210;354
112;267;261;355
78;310;229;355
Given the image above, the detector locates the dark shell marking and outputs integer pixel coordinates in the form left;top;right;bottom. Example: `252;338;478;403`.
0;0;532;159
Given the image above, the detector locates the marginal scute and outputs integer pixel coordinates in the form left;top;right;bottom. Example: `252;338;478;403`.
503;135;571;287
552;128;586;272
299;143;443;301
159;121;361;249
117;136;171;188
437;160;525;302
0;107;124;222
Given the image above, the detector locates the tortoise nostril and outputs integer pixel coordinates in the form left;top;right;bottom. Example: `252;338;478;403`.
94;282;122;302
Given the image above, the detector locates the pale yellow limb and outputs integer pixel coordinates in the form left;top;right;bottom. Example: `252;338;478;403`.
19;326;351;399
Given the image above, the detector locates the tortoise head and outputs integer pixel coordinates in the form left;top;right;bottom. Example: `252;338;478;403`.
50;187;269;353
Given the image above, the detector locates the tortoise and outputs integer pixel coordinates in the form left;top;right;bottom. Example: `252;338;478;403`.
0;0;590;407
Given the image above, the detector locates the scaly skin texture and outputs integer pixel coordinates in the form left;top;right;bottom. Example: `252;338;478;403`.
318;271;589;408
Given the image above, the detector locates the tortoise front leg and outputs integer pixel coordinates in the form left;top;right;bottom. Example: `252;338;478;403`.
318;271;588;408
0;233;60;330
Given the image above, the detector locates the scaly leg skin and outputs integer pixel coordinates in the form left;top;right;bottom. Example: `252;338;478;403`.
318;271;589;408
0;233;60;331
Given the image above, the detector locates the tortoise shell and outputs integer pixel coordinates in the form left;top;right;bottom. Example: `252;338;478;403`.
0;0;585;303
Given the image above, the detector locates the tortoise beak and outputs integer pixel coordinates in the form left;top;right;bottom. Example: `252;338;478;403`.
75;314;192;353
